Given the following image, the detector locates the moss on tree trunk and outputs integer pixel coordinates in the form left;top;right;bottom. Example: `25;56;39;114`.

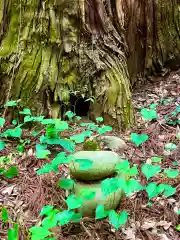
0;0;135;130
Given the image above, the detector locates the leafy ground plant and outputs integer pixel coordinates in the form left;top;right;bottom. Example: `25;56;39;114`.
0;99;179;239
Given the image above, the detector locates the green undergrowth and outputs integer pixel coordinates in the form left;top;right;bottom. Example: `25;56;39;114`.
0;98;179;240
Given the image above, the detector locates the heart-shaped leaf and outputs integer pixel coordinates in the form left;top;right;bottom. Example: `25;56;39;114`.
40;205;54;217
29;226;52;239
4;99;21;107
158;184;176;197
36;144;51;159
4;166;19;178
42;216;57;229
8;223;19;240
141;164;161;180
55;210;74;226
146;182;159;199
19;108;31;115
108;210;128;229
151;157;162;163
101;178;120;198
96;117;104;123
66;195;83;210
123;178;144;196
71;212;82;222
140;108;158;120
164;169;179;178
78;188;96;200
75;159;93;170
130;133;149;146
95;205;109;220
58;179;75;190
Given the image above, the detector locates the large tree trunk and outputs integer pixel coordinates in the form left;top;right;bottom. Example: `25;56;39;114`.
124;0;180;83
0;0;134;130
0;0;179;129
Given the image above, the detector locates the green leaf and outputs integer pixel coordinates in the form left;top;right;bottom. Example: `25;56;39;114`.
140;108;158;120
4;99;21;107
71;212;82;222
95;204;109;220
165;143;177;150
31;131;41;137
128;166;138;176
101;178;119;198
176;224;180;231
24;116;44;123
176;105;180;113
130;133;149;146
96;117;103;123
1;207;8;223
2;127;22;138
4;166;19;178
78;188;96;200
115;160;138;177
115;160;130;172
40;205;54;217
118;210;128;225
29;226;52;240
141;164;161;180
108;210;128;229
58;139;75;152
41;119;56;125
8;223;19;240
177;210;180;215
83;130;93;137
51;153;71;171
108;210;120;229
66;195;83;210
65;111;76;120
58;179;75;190
45;238;56;240
37;164;53;175
75;116;82;121
0;140;5;151
149;103;158;109
70;133;85;143
75;159;93;170
151;157;162;163
0;117;5;127
55;120;69;131
147;202;153;206
12;120;17;125
35;144;51;159
17;144;25;153
41;216;57;229
146;182;159;199
164;169;179;178
19;108;31;115
158;184;176;197
24;116;34;123
55;210;74;226
97;126;112;135
123;179;144;196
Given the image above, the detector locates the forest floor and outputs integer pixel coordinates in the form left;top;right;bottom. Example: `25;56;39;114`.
0;70;180;240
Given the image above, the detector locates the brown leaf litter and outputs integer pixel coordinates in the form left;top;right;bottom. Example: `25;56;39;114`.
0;70;180;239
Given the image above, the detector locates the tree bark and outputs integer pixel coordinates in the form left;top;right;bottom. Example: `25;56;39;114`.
123;0;180;83
0;0;179;129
